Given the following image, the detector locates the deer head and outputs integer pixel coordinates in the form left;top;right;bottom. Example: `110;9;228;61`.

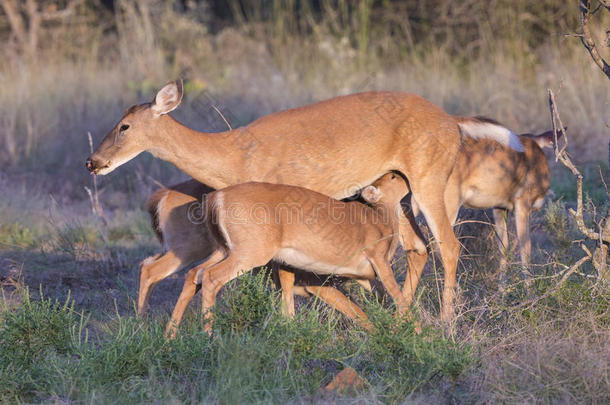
361;172;410;207
85;80;183;175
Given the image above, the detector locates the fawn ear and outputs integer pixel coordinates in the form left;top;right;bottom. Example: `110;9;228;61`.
152;79;183;116
361;185;382;203
533;127;566;149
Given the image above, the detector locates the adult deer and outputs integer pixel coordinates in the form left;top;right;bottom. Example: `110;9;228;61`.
140;179;370;328
401;127;563;304
86;79;523;320
166;172;408;336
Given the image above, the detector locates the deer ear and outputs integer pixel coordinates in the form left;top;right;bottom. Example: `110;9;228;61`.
152;79;183;116
534;127;566;149
361;185;382;203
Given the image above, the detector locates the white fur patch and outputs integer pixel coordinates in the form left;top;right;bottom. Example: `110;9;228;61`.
213;193;233;250
140;255;158;266
533;197;545;211
97;151;143;175
274;247;372;278
458;121;524;152
156;193;169;251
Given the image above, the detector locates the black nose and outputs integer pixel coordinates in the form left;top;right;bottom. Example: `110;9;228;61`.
85;158;95;172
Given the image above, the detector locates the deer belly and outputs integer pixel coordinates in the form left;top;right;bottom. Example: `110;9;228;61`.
274;248;374;279
463;188;511;210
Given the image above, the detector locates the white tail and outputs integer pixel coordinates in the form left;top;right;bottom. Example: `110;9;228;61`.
458;116;524;152
165;173;408;337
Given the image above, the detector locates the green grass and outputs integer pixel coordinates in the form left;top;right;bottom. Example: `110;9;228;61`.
0;278;473;403
551;162;609;207
0;222;36;248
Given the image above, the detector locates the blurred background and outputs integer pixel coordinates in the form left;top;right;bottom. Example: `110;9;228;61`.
1;1;608;189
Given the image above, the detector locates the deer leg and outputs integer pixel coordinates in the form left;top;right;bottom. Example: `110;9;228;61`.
398;207;429;305
165;266;200;339
138;251;183;316
514;199;532;282
514;201;532;265
278;269;296;317
368;254;408;316
493;208;511;289
165;250;225;339
492;209;510;267
412;190;460;322
304;285;372;331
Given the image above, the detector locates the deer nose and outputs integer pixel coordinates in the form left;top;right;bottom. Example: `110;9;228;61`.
85;158;95;172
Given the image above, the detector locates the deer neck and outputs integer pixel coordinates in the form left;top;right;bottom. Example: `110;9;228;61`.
373;202;401;238
148;116;244;190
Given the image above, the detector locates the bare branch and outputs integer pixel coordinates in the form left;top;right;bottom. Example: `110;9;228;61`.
1;0;83;60
548;89;610;243
579;0;610;79
0;0;27;46
509;246;592;311
211;105;233;131
86;131;106;225
598;0;610;10
39;0;81;20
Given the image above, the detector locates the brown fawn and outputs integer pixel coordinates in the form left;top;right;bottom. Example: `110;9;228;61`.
87;79;523;320
165;172;409;337
140;179;370;328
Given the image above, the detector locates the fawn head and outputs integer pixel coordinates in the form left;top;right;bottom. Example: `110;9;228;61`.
361;172;409;207
520;127;566;150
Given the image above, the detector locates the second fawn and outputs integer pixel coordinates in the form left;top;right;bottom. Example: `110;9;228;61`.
401;128;563;303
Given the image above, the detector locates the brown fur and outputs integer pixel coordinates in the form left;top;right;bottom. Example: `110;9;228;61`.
400;130;559;303
88;80;522;320
140;179;371;330
165;173;408;336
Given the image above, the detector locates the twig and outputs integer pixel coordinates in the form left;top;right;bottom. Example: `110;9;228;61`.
598;166;609;199
548;89;609;243
579;0;610;79
508;246;592;311
86;131;106;225
211;105;233;130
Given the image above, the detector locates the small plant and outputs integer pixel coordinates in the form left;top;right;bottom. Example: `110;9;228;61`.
0;288;81;366
48;219;104;260
359;301;473;401
212;268;278;334
78;317;170;386
0;222;36;248
0;288;85;400
544;200;576;252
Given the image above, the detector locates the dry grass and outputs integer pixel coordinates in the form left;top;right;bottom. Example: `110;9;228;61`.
0;0;608;174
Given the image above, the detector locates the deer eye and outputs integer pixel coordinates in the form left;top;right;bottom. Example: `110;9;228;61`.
120;124;130;132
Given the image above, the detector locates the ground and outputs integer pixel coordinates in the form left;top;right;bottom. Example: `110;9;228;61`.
0;163;608;404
